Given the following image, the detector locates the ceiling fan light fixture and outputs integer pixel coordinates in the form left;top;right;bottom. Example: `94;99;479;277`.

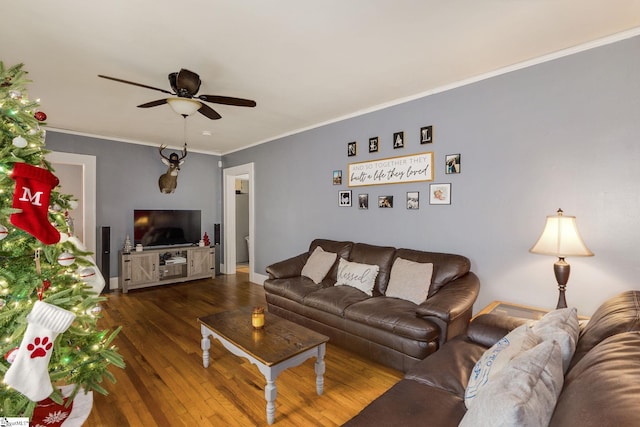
167;98;202;116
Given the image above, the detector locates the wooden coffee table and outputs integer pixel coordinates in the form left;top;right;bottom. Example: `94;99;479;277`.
198;309;329;425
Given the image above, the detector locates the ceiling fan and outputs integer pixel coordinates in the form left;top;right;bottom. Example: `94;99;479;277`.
98;68;256;120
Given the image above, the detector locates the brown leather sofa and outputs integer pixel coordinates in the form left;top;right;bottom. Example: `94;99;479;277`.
264;239;480;372
344;290;640;426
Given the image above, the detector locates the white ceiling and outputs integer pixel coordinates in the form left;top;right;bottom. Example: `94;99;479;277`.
3;1;640;155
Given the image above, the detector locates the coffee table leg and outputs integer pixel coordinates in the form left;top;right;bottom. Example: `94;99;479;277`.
315;343;326;395
265;379;277;425
201;327;211;368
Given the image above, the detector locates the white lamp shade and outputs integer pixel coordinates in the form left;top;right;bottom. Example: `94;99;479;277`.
166;98;202;116
530;211;593;257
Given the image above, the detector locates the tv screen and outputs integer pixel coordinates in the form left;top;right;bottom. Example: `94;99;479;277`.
134;210;201;247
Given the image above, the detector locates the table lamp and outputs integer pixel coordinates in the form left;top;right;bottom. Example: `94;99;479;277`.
529;209;593;309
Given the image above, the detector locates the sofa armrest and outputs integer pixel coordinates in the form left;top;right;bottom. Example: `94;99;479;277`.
265;253;308;279
466;313;528;348
416;272;480;345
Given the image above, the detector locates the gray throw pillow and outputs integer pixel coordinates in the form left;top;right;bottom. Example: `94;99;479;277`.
385;257;433;305
532;307;579;373
465;324;540;408
460;340;564;427
336;258;379;296
301;246;337;284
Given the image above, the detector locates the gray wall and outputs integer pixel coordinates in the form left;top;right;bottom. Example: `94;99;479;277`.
46;132;222;275
224;35;640;315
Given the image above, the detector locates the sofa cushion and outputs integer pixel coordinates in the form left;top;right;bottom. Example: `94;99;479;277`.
343;378;467;427
405;335;487;397
459;340;564;427
465;324;540;408
344;297;440;342
549;331;640;427
301;246;337;284
394;248;470;297
349;243;396;296
303;285;370;316
336;258;379;296
569;290;640;370
385;257;433;305
532;307;579;373
263;277;323;304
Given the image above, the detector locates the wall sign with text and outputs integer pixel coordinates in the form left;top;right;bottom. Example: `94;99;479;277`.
348;152;434;187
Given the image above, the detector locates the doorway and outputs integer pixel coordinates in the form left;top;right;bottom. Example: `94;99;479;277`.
46;151;97;254
222;163;255;281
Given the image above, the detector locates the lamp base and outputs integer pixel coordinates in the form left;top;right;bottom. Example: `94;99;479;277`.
554;257;570;309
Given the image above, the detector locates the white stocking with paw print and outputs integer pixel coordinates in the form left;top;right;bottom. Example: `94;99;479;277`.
5;301;76;401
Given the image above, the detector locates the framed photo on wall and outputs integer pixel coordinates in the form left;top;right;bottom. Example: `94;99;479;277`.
393;132;404;149
358;194;369;209
369;137;379;153
445;154;461;174
339;190;352;206
378;195;393;208
429;183;451;205
347;141;357;157
406;191;419;209
333;170;342;185
420;126;433;144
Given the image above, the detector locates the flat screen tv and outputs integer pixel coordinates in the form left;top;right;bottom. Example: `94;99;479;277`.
134;209;201;248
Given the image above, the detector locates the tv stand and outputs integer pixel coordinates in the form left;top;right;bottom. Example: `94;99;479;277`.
119;246;215;293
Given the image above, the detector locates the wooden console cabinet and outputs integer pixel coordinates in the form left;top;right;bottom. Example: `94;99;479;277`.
119;246;215;293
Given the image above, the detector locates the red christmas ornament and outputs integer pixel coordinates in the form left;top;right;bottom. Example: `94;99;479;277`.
43;279;51;291
34;111;47;121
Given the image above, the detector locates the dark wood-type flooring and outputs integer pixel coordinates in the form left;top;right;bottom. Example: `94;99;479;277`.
85;272;402;426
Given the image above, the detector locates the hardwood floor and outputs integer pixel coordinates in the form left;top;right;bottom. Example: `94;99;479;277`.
86;273;402;426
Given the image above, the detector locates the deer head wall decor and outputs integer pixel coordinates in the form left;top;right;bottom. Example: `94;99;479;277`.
158;142;187;193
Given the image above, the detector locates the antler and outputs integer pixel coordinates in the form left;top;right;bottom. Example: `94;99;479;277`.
180;142;188;160
158;144;170;161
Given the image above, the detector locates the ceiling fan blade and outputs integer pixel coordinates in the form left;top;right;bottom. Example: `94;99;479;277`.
176;69;201;96
98;75;174;95
137;99;169;108
197;94;257;107
198;103;222;120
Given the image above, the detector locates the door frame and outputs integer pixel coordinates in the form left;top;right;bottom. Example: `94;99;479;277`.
222;162;255;281
46;151;97;254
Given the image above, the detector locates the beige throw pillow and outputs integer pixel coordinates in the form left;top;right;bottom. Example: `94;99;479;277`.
465;324;540;408
301;246;337;284
532;307;579;373
336;258;379;296
385;258;434;304
459;340;564;427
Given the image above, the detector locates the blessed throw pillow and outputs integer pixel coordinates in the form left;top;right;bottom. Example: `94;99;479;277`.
532;307;579;373
301;246;337;284
385;258;434;304
459;340;564;427
465;324;540;408
336;258;379;296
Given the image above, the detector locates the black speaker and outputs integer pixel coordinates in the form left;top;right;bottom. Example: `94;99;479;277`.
98;226;110;293
214;223;221;245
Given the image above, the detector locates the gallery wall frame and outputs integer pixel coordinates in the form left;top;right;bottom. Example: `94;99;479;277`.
407;191;419;209
348;152;434;187
333;170;342;185
369;137;379;153
393;131;404;149
358;194;369;209
339;190;352;206
347;141;357;157
445;153;461;174
420;126;433;144
429;183;451;205
378;195;393;208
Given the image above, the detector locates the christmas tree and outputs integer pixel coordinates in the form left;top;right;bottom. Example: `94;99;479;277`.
0;62;124;418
